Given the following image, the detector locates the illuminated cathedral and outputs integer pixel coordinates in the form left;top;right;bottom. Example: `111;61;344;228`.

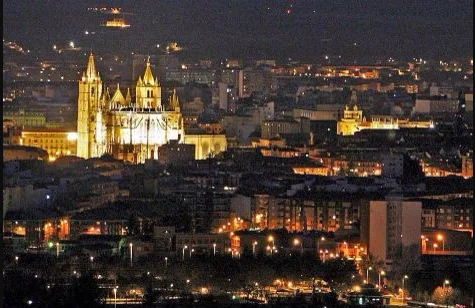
77;53;184;163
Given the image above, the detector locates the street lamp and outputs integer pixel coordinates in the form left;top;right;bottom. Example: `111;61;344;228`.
213;243;216;256
56;242;60;257
437;234;445;252
182;245;188;260
317;236;325;254
164;257;168;267
268;235;275;255
113;286;118;308
190;248;194;258
402;275;408;304
366;266;372;284
293;238;303;253
378;270;385;289
443;279;450;308
433;243;438;254
252;241;257;256
129;243;133;267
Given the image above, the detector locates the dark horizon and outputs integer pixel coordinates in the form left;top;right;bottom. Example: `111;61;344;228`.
3;0;473;62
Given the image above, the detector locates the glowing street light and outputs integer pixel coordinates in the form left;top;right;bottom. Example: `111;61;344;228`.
113;286;118;308
56;242;60;257
378;270;385;289
437;234;445;252
252;241;257;256
129;243;133;266
213;243;216;256
182;245;188;260
402;275;408;304
366;266;372;284
433;243;438;254
189;248;195;258
443;279;450;308
317;236;325;254
268;235;275;255
293;238;303;253
164;257;168;267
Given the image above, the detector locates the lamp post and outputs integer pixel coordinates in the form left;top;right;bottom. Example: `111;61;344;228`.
129;243;133;267
443;279;450;308
113;286;118;308
56;242;59;257
252;241;257;256
190;248;194;258
366;266;372;284
437;234;445;252
164;257;168;268
317;236;325;257
213;243;216;256
402;275;408;304
268;235;274;255
182;245;187;260
433;243;438;254
378;270;385;289
293;238;303;254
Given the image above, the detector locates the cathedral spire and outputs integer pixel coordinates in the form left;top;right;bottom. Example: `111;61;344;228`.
86;52;98;80
142;57;155;85
126;88;131;105
169;88;180;111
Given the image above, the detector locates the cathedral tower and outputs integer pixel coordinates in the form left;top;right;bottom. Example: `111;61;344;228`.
135;58;161;110
77;53;103;158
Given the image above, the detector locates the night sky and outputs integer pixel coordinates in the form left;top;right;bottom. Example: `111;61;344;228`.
3;0;473;62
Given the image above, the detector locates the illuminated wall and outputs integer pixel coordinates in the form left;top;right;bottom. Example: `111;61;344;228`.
21;129;77;161
183;134;227;160
77;54;186;163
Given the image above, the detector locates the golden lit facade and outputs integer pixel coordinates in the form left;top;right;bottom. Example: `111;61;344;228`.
20;128;78;161
77;54;184;163
337;104;433;136
337;104;364;136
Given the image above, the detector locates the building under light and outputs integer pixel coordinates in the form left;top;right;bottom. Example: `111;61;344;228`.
77;54;225;163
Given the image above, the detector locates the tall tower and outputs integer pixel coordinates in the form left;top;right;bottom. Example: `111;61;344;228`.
135;58;161;110
77;53;103;158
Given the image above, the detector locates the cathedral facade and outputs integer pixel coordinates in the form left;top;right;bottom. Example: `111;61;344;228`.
77;54;184;163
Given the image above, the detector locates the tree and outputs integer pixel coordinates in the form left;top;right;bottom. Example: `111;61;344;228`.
431;286;462;306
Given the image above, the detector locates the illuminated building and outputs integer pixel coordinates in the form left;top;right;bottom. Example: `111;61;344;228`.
336;98;364;136
101;18;130;28
77;54;185;163
183;131;227;160
337;104;433;136
20;128;77;161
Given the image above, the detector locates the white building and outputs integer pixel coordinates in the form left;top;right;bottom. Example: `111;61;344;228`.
367;195;422;268
414;98;458;114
